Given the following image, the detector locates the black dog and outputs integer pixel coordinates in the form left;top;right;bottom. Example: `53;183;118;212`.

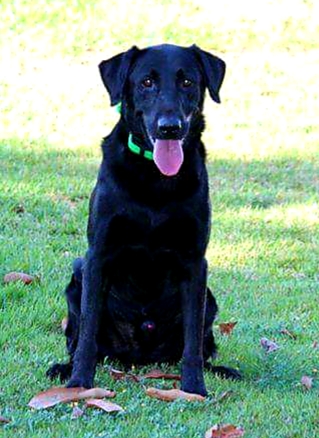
47;44;240;396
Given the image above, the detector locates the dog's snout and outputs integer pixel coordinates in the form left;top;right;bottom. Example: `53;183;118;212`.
157;116;182;138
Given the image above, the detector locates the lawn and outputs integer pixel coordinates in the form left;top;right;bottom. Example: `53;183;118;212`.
0;0;319;437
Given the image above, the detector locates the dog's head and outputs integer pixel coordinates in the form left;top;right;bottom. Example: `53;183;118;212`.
99;44;226;176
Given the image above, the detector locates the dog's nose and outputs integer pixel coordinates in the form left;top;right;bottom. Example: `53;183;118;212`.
157;116;182;138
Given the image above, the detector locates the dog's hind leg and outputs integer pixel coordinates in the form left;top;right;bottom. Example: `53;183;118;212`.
203;288;241;380
46;258;83;382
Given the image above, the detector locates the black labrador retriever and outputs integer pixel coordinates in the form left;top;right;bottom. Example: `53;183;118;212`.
47;44;240;396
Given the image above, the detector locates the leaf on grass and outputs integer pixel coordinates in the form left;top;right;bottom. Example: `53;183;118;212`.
79;388;116;399
109;368;139;382
61;317;68;333
142;369;181;381
280;329;297;340
260;337;280;353
301;375;313;390
214;390;234;403
145;387;205;402
28;386;116;410
0;416;10;424
71;406;84;419
219;322;237;336
12;204;25;214
205;424;245;438
86;398;124;413
109;367;180;382
4;272;35;285
29;387;85;409
110;368;127;380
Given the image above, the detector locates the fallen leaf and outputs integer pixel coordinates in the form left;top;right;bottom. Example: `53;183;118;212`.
109;368;139;382
86;398;124;413
12;204;25;214
280;329;297;340
110;368;127;380
205;424;245;438
4;272;35;285
301;375;313;390
0;416;10;424
145;387;205;402
71;406;84;419
260;337;280;353
28;387;85;409
219;322;237;336
28;386;115;410
61;317;68;333
110;367;181;383
142;369;181;381
214;390;233;403
79;388;116;399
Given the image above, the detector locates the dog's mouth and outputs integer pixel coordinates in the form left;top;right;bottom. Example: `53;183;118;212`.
153;139;184;177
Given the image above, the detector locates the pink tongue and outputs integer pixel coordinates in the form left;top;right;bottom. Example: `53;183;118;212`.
153;139;184;176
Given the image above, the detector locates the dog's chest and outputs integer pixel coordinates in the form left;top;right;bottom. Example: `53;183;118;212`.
106;208;203;260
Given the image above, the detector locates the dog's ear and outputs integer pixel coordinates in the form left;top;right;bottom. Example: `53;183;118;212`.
99;46;139;106
191;45;226;104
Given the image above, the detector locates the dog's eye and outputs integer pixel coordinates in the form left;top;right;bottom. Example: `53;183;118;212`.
181;78;193;88
141;77;154;88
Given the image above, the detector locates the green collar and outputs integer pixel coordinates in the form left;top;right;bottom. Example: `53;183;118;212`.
115;102;153;161
128;134;153;161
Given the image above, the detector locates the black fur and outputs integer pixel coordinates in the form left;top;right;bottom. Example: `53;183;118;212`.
47;44;240;395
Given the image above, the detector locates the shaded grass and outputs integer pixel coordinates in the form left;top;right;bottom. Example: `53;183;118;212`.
1;134;318;437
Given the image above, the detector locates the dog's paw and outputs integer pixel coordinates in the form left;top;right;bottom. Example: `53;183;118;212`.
181;381;208;397
181;356;208;396
46;363;72;382
206;364;242;380
66;375;93;389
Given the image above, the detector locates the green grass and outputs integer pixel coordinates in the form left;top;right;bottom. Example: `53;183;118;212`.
1;1;319;436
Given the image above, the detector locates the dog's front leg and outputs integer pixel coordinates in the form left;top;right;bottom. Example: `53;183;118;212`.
181;258;207;396
67;250;107;388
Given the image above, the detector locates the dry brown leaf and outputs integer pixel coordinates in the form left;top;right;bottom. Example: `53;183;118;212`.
260;337;280;353
28;386;115;410
280;329;297;340
219;322;237;336
12;204;25;214
110;368;127;380
0;416;10;424
145;387;205;402
214;390;233;403
109;367;180;382
205;424;245;438
301;375;313;390
79;388;116;399
142;369;181;381
86;398;124;413
109;368;139;382
61;317;68;333
28;387;85;409
4;272;35;285
71;406;84;419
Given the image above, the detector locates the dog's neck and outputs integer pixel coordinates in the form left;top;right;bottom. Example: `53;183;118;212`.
100;119;207;207
127;133;154;161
